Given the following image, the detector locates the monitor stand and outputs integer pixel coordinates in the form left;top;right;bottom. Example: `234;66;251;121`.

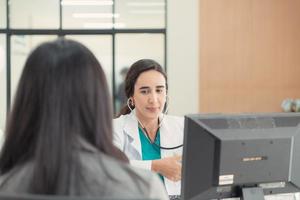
241;187;265;200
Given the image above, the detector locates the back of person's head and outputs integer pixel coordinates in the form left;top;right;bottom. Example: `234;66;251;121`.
118;59;167;116
120;67;129;78
0;38;127;194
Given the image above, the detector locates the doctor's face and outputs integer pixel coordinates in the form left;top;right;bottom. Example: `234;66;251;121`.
132;70;167;122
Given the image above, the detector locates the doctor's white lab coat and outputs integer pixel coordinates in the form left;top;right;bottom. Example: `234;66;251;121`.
113;111;184;195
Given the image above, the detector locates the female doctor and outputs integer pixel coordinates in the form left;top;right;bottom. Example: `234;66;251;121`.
113;59;184;197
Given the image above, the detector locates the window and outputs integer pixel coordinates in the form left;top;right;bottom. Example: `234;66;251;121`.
10;0;59;29
0;35;6;138
115;0;165;29
1;0;166;123
62;2;113;29
0;0;6;28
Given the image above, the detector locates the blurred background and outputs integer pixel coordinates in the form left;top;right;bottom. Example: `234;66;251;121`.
1;0;300;138
0;0;199;136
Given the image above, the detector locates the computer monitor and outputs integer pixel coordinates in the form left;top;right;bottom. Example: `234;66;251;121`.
181;113;300;200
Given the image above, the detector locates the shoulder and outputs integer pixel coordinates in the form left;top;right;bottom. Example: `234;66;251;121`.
112;159;168;199
113;115;127;133
113;113;137;134
164;115;184;127
161;115;184;141
113;114;130;128
80;151;166;197
127;166;168;200
0;162;34;193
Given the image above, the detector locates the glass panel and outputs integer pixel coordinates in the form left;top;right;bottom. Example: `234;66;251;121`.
0;35;6;146
115;33;164;113
10;0;59;29
11;35;57;102
66;35;113;94
0;0;6;28
115;0;165;29
62;0;113;29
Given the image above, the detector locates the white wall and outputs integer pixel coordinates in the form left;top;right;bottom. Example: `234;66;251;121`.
167;0;199;116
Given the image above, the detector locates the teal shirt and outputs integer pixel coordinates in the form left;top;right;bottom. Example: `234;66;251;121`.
138;127;164;182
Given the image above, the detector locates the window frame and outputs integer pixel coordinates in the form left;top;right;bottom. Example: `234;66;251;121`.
0;0;167;115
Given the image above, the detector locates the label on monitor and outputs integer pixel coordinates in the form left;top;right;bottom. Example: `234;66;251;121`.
216;186;232;193
219;174;234;185
258;182;286;189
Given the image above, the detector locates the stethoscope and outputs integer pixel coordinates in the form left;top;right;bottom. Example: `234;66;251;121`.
127;97;183;150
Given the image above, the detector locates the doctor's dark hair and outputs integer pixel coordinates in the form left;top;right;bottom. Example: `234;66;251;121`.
118;59;167;116
0;39;128;194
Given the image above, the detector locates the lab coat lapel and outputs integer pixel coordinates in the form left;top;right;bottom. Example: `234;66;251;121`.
123;111;142;158
160;115;176;157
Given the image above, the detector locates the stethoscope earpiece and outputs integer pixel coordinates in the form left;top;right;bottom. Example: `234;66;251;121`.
127;98;134;112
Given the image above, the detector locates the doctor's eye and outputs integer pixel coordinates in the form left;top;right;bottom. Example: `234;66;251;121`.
140;89;150;95
156;88;164;94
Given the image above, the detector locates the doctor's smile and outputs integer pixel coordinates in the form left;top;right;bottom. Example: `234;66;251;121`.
146;107;160;113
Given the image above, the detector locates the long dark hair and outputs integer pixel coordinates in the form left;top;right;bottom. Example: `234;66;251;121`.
117;59;167;117
0;39;128;194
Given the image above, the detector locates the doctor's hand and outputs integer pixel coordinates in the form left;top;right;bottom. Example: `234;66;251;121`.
151;155;182;182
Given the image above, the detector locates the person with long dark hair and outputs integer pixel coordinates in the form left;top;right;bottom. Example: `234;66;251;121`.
0;39;168;199
113;59;184;198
